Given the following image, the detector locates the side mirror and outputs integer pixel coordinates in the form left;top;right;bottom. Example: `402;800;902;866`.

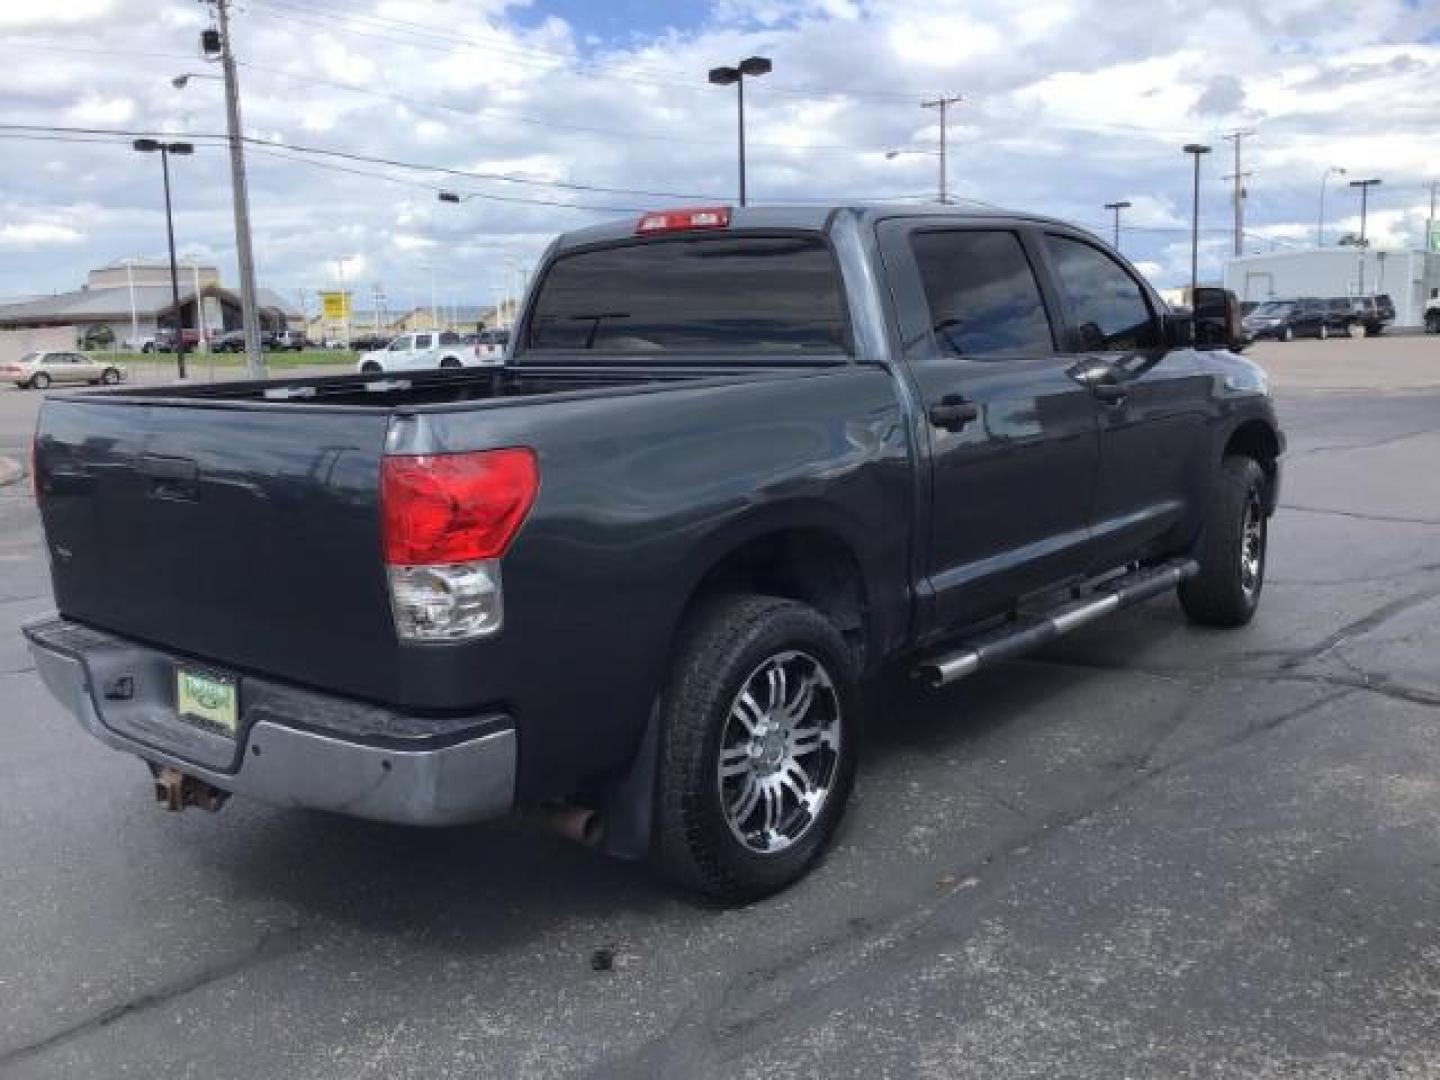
1167;308;1195;349
1191;287;1244;350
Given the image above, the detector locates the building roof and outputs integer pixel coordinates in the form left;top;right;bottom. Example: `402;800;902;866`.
0;283;295;326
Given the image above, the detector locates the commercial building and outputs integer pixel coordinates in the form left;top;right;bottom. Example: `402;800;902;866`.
1223;248;1440;328
0;263;299;348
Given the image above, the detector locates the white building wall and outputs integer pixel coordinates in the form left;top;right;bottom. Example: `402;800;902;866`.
1224;248;1439;327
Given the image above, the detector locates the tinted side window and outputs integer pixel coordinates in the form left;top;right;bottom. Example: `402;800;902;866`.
1044;235;1161;350
526;235;848;354
439;331;460;345
910;230;1054;359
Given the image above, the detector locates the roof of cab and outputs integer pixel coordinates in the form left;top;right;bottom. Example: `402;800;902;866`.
551;203;1081;251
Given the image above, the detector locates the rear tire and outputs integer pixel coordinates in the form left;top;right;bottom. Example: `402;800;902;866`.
653;595;860;904
1179;455;1269;628
1319;323;1328;340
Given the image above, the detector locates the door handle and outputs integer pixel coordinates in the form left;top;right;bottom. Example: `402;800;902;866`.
928;395;979;432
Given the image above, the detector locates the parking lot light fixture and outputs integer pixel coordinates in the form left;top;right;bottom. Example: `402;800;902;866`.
708;56;771;206
132;139;195;378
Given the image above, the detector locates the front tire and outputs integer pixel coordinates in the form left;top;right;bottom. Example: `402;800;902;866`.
30;372;50;390
1319;323;1329;340
1179;455;1269;628
654;595;860;903
101;368;121;385
1281;326;1294;342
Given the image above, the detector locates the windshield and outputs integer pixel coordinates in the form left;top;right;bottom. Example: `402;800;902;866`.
1254;302;1291;316
524;234;850;356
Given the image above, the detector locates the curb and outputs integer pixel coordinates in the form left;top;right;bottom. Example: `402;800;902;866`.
0;455;23;489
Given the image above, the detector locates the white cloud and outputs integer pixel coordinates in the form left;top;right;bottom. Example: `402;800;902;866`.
64;95;135;124
0;221;84;248
0;0;1437;305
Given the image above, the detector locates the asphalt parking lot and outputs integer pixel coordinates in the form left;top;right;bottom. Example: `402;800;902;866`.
2;335;1439;1079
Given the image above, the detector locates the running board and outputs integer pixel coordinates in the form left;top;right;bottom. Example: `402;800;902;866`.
914;558;1199;689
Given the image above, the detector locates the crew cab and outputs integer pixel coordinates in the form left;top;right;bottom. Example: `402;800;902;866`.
355;330;470;373
25;205;1283;902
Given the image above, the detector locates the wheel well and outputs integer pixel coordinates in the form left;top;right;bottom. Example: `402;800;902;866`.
1224;419;1280;509
683;529;870;668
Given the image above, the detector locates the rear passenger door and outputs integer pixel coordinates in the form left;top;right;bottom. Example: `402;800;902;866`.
1040;231;1212;567
879;219;1102;636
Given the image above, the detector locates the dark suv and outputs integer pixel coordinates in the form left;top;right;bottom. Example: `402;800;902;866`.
1350;295;1395;336
1242;299;1326;341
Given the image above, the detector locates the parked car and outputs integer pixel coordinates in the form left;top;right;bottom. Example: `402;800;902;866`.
25;204;1282;902
349;333;393;353
3;350;123;389
273;329;308;351
210;330;247;353
474;327;510;364
1321;298;1358;334
147;328;203;353
355;330;469;373
1241;298;1337;341
1350;294;1395;336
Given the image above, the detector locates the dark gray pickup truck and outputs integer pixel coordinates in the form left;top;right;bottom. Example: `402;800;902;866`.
26;205;1282;901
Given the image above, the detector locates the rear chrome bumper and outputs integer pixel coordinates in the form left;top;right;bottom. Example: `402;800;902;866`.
24;616;516;827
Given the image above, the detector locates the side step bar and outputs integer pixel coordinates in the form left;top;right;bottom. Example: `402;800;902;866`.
915;558;1199;689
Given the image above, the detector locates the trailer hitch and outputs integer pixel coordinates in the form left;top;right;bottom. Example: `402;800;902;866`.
150;765;230;813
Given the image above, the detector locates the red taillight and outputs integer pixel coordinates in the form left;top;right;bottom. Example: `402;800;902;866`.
381;449;538;566
635;206;731;234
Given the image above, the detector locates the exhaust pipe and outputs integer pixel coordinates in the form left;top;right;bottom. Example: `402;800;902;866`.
518;803;604;847
151;765;230;813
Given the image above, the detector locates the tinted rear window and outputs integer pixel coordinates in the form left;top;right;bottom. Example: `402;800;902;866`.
525;235;849;354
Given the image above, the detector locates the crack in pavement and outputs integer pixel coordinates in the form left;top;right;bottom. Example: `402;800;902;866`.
590;687;1353;1079
1286;420;1440;457
0;926;305;1071
1279;504;1440;527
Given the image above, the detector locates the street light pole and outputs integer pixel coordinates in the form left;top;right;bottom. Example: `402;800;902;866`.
133;138;194;379
708;56;772;206
1350;177;1382;295
1183;143;1212;307
1104;200;1132;251
1317;166;1346;248
921;95;962;204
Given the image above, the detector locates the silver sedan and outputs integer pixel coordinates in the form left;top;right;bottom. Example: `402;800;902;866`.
2;351;124;390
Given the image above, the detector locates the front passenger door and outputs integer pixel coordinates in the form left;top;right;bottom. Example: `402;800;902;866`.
1041;232;1212;568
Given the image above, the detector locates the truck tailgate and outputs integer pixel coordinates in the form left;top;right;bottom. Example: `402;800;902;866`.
35;398;399;700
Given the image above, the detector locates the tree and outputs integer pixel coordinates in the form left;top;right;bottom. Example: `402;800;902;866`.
1337;233;1370;249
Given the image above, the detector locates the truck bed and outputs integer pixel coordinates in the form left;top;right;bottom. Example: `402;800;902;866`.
77;364;765;411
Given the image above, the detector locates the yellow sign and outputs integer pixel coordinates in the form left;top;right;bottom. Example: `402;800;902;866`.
321;291;351;319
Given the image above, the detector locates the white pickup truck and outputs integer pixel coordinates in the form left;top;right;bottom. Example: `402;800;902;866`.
355;331;498;374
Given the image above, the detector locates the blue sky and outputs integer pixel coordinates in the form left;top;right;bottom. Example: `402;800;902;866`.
1;0;1438;309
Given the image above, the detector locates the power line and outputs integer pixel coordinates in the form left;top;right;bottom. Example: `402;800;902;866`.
245;0;923;104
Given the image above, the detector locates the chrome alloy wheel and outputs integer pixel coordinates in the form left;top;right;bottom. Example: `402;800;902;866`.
717;650;842;854
1240;492;1266;598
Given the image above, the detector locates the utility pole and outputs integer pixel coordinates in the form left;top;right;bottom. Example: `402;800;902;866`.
1221;130;1253;258
207;0;264;377
921;95;962;204
1104;200;1131;251
1425;180;1439;310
